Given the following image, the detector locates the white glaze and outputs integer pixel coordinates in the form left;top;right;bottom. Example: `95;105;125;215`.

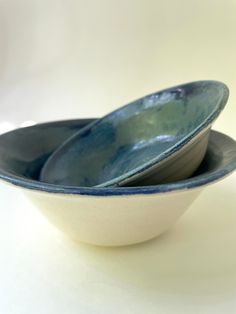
24;188;202;246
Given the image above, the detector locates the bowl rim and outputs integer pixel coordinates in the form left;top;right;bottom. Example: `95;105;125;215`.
40;80;229;187
0;119;235;196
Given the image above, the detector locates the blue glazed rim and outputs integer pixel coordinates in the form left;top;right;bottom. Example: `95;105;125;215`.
41;80;230;187
0;120;235;196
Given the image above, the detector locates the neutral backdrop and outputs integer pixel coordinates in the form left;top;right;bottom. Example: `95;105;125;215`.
0;1;236;313
0;0;235;137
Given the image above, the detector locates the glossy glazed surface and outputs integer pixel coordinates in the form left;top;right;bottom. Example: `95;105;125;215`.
0;119;235;195
40;81;229;187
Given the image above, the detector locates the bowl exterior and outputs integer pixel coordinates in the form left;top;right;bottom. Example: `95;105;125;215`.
120;127;211;186
24;188;202;246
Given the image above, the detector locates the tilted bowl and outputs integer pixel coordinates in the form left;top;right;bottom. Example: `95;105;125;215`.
40;80;229;187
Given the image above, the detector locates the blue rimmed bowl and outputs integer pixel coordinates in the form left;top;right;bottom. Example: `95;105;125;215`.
40;80;229;187
0;119;235;246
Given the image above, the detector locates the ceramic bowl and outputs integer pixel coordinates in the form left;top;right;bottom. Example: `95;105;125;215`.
0;119;235;246
40;81;229;187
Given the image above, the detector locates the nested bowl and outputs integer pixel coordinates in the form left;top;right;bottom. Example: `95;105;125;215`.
40;81;229;187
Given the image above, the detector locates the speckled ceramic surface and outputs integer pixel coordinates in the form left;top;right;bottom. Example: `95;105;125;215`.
0;119;235;246
40;81;229;187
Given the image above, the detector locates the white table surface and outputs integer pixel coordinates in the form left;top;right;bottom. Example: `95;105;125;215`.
0;172;236;314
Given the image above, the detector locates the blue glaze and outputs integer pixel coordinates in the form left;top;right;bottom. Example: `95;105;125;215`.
0;119;235;196
40;81;229;187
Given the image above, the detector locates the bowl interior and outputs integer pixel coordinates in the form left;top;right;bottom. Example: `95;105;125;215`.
40;81;229;187
0;119;93;181
0;118;235;196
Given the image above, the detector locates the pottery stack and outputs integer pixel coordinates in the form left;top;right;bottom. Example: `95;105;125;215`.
0;80;235;246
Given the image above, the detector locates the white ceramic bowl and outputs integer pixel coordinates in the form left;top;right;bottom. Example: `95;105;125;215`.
0;119;235;246
25;185;202;246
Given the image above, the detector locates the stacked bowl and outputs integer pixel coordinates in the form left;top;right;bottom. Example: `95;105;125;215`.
0;80;235;246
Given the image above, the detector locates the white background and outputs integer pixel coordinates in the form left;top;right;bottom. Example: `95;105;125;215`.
0;0;236;313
